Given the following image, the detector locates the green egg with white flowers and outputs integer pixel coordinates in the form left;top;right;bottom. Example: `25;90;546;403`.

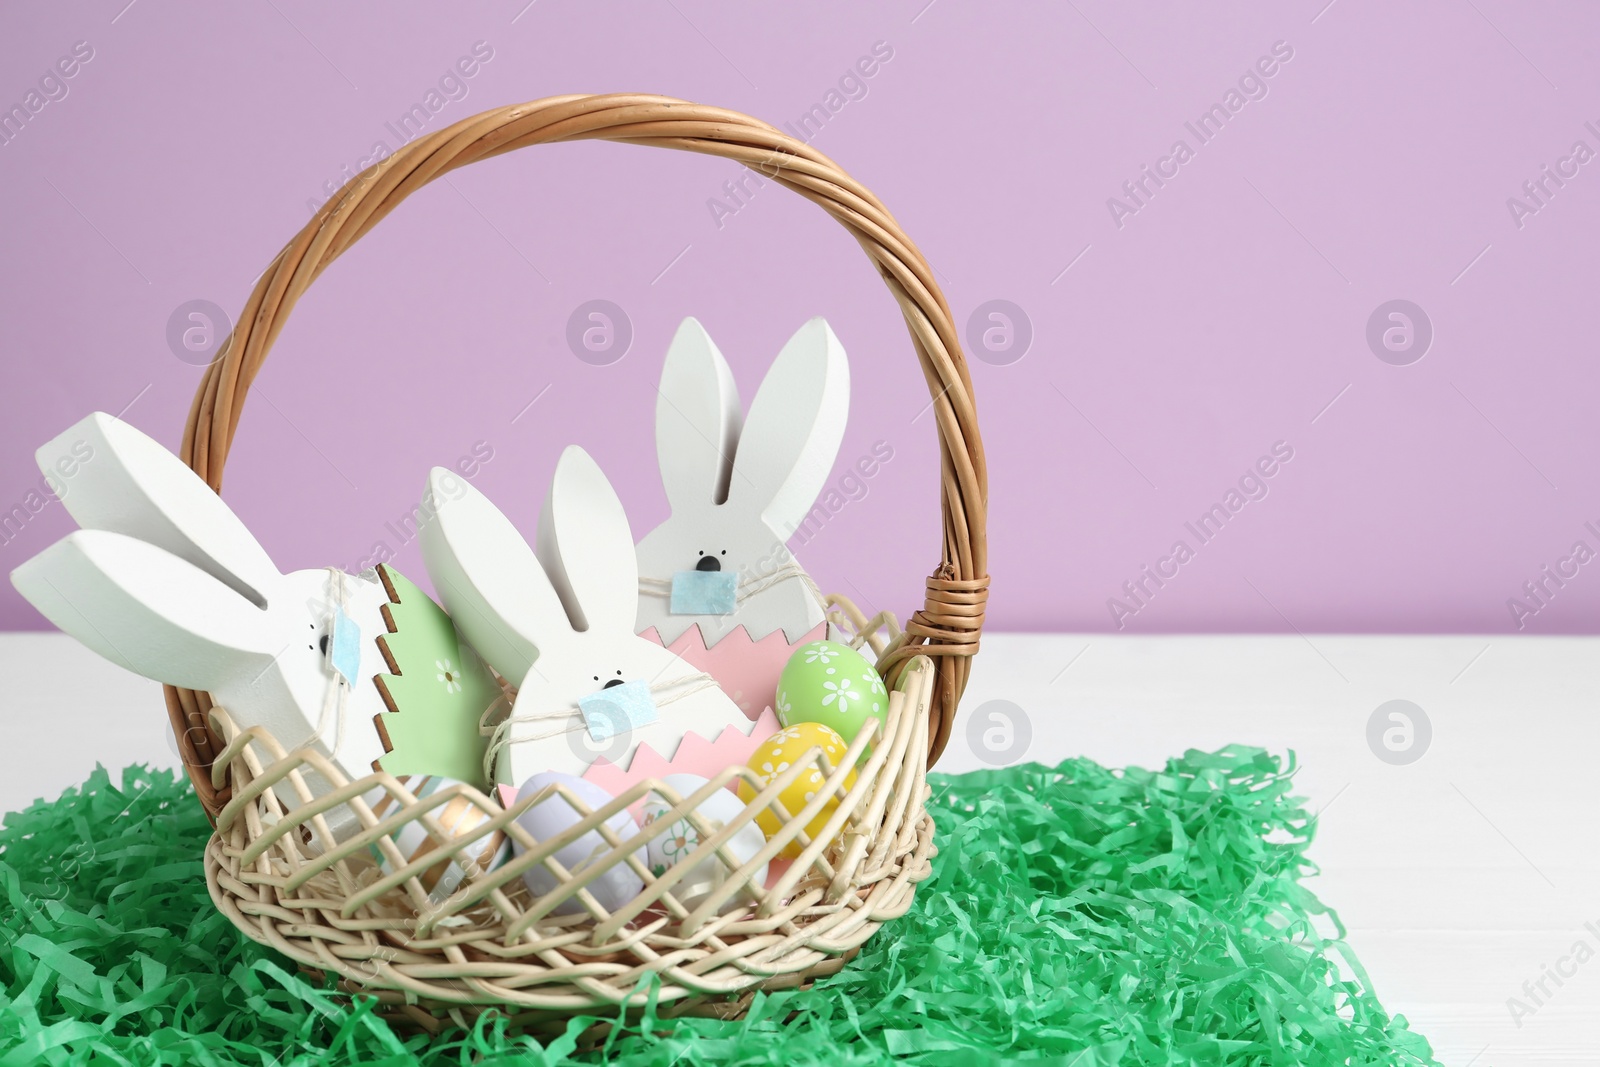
775;640;888;758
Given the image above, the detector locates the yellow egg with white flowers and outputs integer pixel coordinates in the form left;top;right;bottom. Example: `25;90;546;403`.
737;722;857;857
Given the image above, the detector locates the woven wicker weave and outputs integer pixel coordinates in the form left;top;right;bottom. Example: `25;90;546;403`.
163;94;988;1030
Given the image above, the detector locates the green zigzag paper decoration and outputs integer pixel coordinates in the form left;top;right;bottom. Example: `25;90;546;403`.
372;565;499;790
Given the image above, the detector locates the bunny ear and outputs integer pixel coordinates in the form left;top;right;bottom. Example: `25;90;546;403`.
726;318;850;534
656;318;743;512
537;446;637;635
418;467;560;684
10;530;276;692
37;412;280;608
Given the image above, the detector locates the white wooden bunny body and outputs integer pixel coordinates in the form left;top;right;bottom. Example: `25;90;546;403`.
419;446;754;788
634;317;849;647
10;412;392;844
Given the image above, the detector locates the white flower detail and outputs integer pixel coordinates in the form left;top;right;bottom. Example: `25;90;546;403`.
803;646;839;665
436;659;462;694
773;726;803;744
760;760;791;779
821;677;860;712
775;690;792;718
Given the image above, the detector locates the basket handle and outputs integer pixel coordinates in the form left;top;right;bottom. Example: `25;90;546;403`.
167;94;987;820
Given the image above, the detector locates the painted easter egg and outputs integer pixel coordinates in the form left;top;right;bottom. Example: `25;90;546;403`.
640;773;768;912
775;640;888;754
737;722;857;858
513;771;645;915
367;775;509;904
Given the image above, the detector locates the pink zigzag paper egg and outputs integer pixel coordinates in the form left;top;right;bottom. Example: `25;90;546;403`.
582;708;790;895
640;620;828;721
498;710;780;814
580;708;783;808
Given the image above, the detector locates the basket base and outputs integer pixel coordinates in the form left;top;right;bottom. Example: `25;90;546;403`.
203;657;940;1037
321;946;861;1041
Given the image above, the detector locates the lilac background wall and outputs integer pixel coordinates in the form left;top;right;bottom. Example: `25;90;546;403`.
1;1;1596;635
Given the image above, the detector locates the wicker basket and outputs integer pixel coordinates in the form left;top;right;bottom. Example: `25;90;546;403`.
164;93;988;1033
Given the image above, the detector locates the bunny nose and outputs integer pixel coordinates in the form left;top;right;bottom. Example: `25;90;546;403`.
603;678;626;689
695;556;721;572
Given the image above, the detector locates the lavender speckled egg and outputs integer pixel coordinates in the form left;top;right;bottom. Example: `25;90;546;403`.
512;771;644;915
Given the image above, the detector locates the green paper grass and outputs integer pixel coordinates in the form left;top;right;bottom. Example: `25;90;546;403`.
0;747;1440;1065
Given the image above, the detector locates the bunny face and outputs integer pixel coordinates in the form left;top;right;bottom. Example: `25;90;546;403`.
419;446;753;787
636;505;796;580
635;502;817;642
9;413;391;844
520;628;678;701
509;626;717;781
263;566;395;732
634;317;849;647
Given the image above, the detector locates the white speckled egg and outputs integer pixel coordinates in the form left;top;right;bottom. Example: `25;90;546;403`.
640;773;768;912
513;771;645;915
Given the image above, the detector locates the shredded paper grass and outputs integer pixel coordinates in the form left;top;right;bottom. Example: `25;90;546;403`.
0;746;1439;1065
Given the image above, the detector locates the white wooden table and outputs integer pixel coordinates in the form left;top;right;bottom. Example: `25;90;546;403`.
3;632;1594;1064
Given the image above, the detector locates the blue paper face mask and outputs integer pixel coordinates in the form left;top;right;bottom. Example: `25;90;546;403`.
577;679;659;741
670;569;739;615
326;607;362;686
